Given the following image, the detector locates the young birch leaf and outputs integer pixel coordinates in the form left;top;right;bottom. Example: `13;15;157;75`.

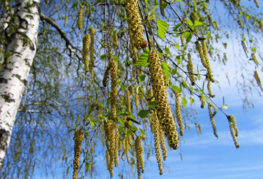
157;20;168;40
135;48;149;67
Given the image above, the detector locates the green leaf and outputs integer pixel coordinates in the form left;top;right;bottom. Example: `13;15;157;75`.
171;85;181;93
138;110;149;118
139;75;146;82
194;20;204;27
157;20;168;40
135;48;149;67
183;32;192;42
186;19;193;27
161;62;170;81
182;97;187;107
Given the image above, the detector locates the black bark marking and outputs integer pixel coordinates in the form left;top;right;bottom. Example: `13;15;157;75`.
1;94;15;103
0;129;9;151
24;58;30;67
13;74;27;85
0;78;8;84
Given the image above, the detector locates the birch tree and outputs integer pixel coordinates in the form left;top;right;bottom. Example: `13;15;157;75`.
0;0;40;169
0;0;263;178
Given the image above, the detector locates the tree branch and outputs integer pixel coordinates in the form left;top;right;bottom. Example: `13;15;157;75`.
39;14;82;62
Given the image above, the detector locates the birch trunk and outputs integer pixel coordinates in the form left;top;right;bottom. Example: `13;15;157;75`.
0;0;40;170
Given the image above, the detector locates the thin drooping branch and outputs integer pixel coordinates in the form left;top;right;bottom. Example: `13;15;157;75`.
40;14;82;62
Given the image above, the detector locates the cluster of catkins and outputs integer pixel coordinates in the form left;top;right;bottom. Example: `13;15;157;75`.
148;49;179;149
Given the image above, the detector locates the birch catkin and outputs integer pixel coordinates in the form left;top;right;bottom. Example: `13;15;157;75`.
150;112;163;175
187;54;195;85
208;104;218;138
227;115;240;148
148;49;179;149
110;60;118;120
89;27;95;69
77;5;84;30
73;129;84;179
125;0;148;49
175;91;184;136
83;34;90;72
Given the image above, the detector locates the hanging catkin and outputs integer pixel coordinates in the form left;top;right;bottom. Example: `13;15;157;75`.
114;126;119;167
149;89;167;161
175;91;184;136
201;39;215;82
208;104;218;138
254;0;259;8
89;27;95;69
135;136;144;179
148;49;179;150
207;80;215;98
200;95;206;108
159;125;167;161
73;129;84;179
254;70;263;90
77;5;84;30
103;63;111;87
126;89;131;113
104;121;115;176
187;54;195;85
125;0;148;49
113;31;118;49
150;112;163;175
252;53;260;65
227;115;240;148
83;34;90;72
110;60;118;120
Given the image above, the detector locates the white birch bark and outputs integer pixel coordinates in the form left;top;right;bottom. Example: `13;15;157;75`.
0;0;40;170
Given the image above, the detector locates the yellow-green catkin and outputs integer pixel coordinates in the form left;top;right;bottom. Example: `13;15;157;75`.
110;60;118;120
201;39;215;82
126;89;131;113
207;80;215;98
159;125;167;161
200;95;206;108
113;31;118;49
180;34;185;47
252;53;260;65
254;0;259;8
103;63;111;87
159;0;165;17
135;93;139;113
187;53;195;85
259;20;263;31
77;5;84;30
89;27;95;70
83;34;90;72
190;11;199;23
149;89;167;161
148;49;179;150
227;115;240;148
150;112;163;175
241;41;248;56
125;0;148;49
254;70;263;90
175;91;184;136
135;136;144;179
208;104;218;138
73;129;84;179
114;126;119;167
104;121;115;176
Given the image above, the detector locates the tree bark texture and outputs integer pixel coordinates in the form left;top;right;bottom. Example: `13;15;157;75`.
0;0;40;170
